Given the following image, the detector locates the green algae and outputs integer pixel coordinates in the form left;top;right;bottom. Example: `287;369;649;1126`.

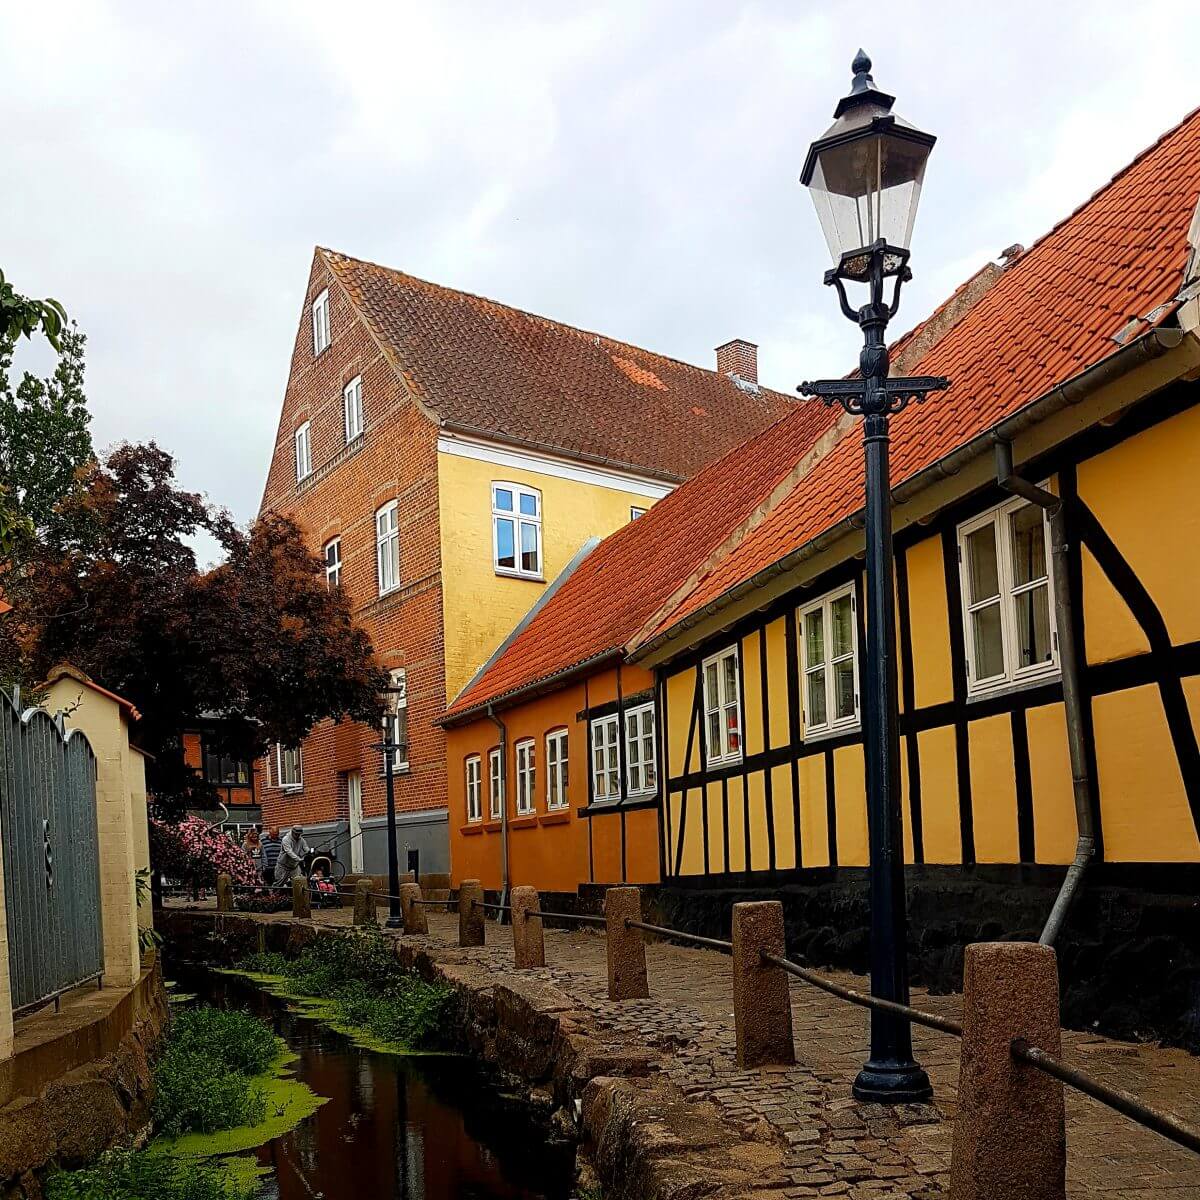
149;1043;326;1159
215;967;454;1057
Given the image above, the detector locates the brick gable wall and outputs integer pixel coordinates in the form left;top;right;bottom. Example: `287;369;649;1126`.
256;252;448;833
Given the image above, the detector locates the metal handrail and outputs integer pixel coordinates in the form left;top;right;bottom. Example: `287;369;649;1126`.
1012;1039;1200;1156
625;919;733;953
760;951;963;1037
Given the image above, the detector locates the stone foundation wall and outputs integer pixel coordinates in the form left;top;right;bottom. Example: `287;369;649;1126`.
653;868;1200;1053
0;962;169;1199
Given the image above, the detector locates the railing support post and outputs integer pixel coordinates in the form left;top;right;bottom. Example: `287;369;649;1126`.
400;883;427;934
353;878;376;926
215;874;233;913
605;887;649;1000
458;879;484;947
510;886;544;969
732;901;795;1068
949;942;1065;1200
292;877;311;920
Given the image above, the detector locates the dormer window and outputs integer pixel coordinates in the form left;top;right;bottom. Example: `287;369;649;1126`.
312;289;331;355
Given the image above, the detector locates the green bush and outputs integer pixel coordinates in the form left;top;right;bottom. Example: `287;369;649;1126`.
239;929;453;1048
168;1006;277;1077
153;1049;266;1139
45;1148;256;1200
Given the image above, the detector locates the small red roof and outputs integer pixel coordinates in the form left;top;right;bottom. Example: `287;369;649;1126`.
322;250;797;483
43;663;142;722
641;105;1200;643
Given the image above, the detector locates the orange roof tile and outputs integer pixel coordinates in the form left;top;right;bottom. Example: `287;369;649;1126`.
322;250;797;482
444;400;841;720
643;105;1200;643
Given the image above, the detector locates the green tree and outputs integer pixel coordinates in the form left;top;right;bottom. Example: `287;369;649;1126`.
0;324;93;535
0;267;67;351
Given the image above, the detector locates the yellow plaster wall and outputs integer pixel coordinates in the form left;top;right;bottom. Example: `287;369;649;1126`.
905;537;954;709
1081;545;1150;665
764;618;791;748
1025;703;1077;865
741;630;765;757
833;745;868;866
665;670;695;778
438;451;661;699
1077;403;1200;649
967;714;1020;863
917;725;961;863
771;763;797;870
798;755;829;867
746;770;769;872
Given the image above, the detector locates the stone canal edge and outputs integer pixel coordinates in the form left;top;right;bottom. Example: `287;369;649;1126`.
162;909;946;1200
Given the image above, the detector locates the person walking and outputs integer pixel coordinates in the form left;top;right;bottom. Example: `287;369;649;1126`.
260;826;282;886
274;825;311;886
242;825;262;857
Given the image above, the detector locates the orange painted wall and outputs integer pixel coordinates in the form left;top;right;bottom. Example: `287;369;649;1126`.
446;663;661;892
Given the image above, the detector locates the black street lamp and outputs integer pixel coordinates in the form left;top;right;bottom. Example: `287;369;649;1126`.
373;684;406;929
799;51;948;1104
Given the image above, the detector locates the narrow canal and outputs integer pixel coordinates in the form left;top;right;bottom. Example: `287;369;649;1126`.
183;969;577;1200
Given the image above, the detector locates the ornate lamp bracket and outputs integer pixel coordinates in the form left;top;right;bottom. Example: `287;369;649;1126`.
799;374;949;418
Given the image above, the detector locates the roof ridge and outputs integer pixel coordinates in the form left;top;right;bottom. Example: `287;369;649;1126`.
318;246;796;405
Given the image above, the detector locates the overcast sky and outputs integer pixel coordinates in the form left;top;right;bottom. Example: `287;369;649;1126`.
2;2;1194;558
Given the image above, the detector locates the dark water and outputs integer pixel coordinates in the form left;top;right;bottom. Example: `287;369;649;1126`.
181;970;576;1200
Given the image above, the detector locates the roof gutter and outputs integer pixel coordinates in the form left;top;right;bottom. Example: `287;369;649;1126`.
634;325;1187;661
438;648;625;729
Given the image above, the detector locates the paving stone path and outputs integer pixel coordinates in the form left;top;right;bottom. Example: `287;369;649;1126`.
191;901;1200;1197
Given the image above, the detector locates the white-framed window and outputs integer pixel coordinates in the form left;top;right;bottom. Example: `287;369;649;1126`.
488;747;504;819
545;729;569;809
382;669;408;772
276;743;302;789
798;585;859;734
324;537;341;589
343;375;363;443
492;482;542;578
702;646;742;765
590;714;620;802
465;755;482;823
375;501;400;595
515;739;536;815
958;496;1059;694
624;702;657;795
312;289;331;355
630;506;647;521
294;422;312;482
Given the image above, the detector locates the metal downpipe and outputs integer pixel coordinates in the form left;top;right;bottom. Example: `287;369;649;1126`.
486;703;510;913
994;439;1095;945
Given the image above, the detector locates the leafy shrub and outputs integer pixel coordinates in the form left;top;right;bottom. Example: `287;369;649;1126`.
153;1049;266;1139
150;816;261;887
45;1148;256;1200
168;1005;277;1077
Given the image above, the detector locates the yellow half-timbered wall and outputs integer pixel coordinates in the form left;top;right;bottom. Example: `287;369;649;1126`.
660;384;1200;878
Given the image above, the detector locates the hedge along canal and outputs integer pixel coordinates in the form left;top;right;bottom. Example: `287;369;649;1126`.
53;921;578;1200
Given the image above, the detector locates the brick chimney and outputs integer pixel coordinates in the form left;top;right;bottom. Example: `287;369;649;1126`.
715;338;758;384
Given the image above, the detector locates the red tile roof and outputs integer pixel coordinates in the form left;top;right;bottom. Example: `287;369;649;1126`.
444;400;841;719
322;250;797;482
641;105;1200;643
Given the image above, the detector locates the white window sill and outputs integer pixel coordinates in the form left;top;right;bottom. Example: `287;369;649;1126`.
377;585;402;599
279;785;303;794
545;804;570;813
706;754;743;769
344;432;364;449
966;669;1060;703
494;568;544;583
802;722;861;744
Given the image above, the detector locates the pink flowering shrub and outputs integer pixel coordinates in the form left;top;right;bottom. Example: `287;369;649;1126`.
150;815;261;886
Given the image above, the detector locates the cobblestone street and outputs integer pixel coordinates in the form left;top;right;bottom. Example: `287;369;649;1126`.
199;901;1200;1197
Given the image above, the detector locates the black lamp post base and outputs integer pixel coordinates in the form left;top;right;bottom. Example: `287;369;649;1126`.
385;915;404;929
852;1060;933;1104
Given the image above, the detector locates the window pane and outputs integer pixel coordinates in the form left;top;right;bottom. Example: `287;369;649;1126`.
971;601;1005;679
520;521;539;572
519;492;537;516
645;759;656;789
722;654;737;704
725;705;741;753
495;518;515;568
805;608;825;666
494;488;513;512
629;764;641;792
834;658;855;720
807;667;828;727
707;711;721;757
831;595;854;658
1014;582;1052;667
966;523;1000;603
704;662;717;706
1010;506;1046;587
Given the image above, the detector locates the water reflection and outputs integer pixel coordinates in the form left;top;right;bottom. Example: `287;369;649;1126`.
187;972;574;1200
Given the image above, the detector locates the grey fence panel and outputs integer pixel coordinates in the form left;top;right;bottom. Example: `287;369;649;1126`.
0;692;103;1014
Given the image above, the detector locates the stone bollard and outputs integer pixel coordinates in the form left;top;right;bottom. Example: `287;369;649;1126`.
458;879;484;947
400;883;427;935
215;873;233;913
732;901;795;1069
292;877;311;920
949;942;1065;1200
353;878;377;926
605;887;649;1000
510;886;544;969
